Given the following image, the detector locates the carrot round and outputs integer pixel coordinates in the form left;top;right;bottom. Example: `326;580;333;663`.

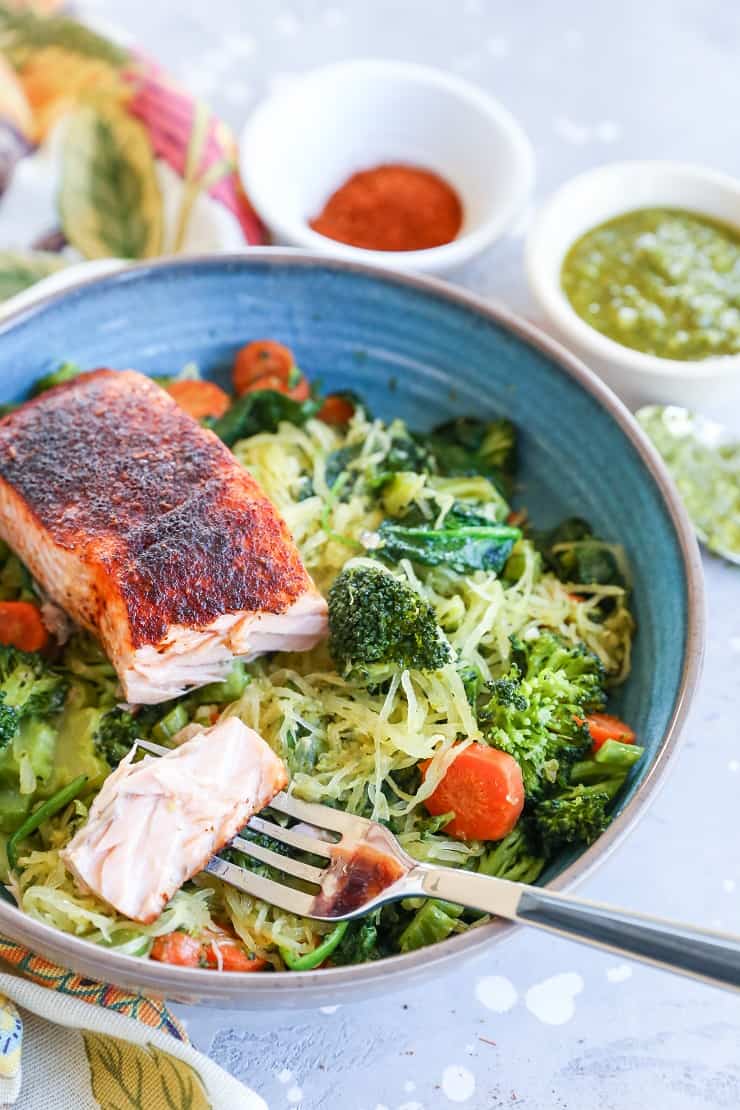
166;379;231;420
202;942;267;972
585;712;636;751
318;394;355;425
0;601;49;652
233;339;295;395
244;371;311;402
150;932;201;967
150;929;267;972
422;743;525;841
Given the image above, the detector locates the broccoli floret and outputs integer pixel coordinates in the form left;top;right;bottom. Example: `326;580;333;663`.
478;825;545;884
0;646;67;748
533;783;613;848
480;633;605;797
534;738;645;853
328;564;451;674
94;709;141;767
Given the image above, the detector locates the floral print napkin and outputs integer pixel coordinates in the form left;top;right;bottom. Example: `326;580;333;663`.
0;2;264;304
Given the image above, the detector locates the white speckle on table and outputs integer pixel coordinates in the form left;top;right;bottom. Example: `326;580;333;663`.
463;0;484;13
319;1005;340;1014
399;1103;423;1110
485;35;510;57
553;116;590;145
606;963;633;983
287;1086;303;1104
729;636;740;653
729;760;740;772
274;11;300;35
441;1065;476;1103
722;878;736;893
464;1042;476;1056
525;972;584;1025
277;1069;293;1084
563;28;584;48
475;974;518;1013
403;1081;416;1093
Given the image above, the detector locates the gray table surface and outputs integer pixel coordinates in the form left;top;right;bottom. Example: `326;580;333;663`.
82;1;740;1106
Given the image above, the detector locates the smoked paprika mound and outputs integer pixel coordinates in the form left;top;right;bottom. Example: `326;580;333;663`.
310;163;463;252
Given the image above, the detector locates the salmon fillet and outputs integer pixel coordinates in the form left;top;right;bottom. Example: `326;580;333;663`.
61;718;288;923
0;369;327;703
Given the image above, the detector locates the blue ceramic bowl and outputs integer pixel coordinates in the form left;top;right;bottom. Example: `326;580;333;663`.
0;253;704;1007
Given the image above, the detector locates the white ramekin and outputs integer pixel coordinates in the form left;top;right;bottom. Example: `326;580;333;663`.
240;59;534;275
525;160;740;413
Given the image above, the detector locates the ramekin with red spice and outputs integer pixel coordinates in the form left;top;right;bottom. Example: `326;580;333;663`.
240;60;534;275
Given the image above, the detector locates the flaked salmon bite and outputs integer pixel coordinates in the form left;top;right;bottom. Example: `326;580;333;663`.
0;369;327;703
61;718;288;923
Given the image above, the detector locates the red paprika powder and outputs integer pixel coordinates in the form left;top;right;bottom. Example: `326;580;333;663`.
309;163;463;252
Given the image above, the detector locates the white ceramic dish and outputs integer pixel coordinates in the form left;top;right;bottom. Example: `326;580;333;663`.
240;59;534;274
525;160;740;412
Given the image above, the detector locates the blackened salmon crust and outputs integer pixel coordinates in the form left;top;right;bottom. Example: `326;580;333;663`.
0;369;313;647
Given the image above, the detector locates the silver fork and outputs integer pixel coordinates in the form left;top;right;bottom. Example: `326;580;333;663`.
137;739;740;990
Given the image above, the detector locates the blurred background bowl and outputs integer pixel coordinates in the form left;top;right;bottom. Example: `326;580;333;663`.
525;160;740;413
0;252;703;1006
240;59;534;274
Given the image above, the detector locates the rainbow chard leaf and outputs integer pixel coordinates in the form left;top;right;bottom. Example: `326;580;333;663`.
59;100;163;260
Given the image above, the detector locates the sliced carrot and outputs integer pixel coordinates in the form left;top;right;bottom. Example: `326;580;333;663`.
0;601;49;652
202;942;267;972
568;592;585;603
245;371;311;402
422;743;525;841
584;712;636;751
150;932;202;967
233;339;295;395
166;379;231;420
318;394;355;425
150;929;267;972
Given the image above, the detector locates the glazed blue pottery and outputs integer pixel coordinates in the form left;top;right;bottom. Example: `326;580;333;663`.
0;253;704;1007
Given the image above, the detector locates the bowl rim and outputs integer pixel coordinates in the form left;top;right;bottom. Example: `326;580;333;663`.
239;58;535;271
0;249;705;1003
525;159;740;379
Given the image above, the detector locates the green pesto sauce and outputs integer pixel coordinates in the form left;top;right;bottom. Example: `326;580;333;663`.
562;208;740;360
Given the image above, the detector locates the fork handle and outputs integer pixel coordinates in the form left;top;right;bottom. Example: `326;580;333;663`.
413;866;740;992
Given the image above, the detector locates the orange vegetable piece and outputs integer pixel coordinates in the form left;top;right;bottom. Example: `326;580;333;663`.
318;394;355;425
166;379;231;420
422;742;525;841
233;339;295;395
150;932;202;967
245;372;311;402
0;601;49;652
584;712;636;751
150;929;267;972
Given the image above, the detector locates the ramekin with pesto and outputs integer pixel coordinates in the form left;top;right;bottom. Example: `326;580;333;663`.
561;208;740;361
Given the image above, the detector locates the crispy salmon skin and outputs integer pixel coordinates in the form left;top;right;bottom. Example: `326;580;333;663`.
61;718;288;923
0;369;327;702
